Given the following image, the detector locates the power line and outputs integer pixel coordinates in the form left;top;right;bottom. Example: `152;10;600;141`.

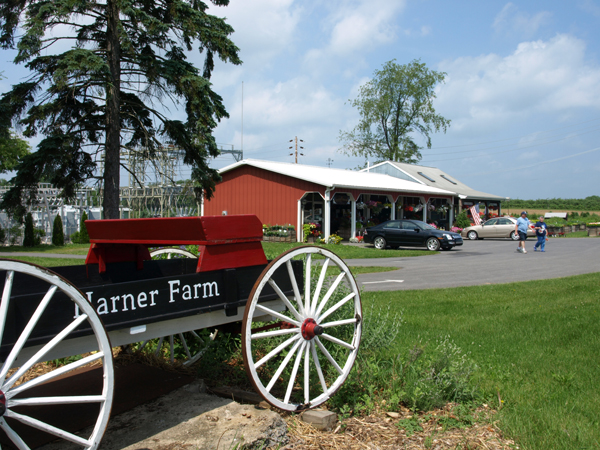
454;146;600;177
422;125;600;163
428;116;600;151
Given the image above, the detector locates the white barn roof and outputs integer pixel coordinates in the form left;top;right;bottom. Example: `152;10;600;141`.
219;159;457;197
363;161;507;202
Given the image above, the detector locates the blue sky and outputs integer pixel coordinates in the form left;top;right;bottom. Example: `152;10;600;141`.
2;1;600;200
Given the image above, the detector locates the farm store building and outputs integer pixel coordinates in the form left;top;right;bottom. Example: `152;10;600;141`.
202;159;457;242
362;161;508;225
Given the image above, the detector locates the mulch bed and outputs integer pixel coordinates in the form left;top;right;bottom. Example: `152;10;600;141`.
283;404;517;450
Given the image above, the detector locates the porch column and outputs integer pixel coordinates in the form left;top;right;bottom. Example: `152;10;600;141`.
297;199;303;242
324;188;332;240
350;195;356;239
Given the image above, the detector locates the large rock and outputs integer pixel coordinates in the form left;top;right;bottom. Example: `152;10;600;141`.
40;380;289;450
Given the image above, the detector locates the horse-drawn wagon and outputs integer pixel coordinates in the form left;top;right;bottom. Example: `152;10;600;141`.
0;215;362;448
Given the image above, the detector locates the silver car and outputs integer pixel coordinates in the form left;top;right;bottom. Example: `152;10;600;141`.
461;217;536;241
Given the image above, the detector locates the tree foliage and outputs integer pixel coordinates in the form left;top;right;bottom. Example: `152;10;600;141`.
0;131;30;173
505;196;600;211
339;59;450;164
79;211;90;244
52;214;64;246
23;212;35;247
0;0;241;220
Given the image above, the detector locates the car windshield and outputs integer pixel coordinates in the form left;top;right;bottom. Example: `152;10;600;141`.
410;221;436;231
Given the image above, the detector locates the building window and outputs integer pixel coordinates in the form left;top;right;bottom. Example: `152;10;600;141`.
417;172;435;182
440;175;457;185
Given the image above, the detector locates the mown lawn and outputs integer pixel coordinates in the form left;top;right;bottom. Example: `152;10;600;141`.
0;241;433;260
364;273;600;450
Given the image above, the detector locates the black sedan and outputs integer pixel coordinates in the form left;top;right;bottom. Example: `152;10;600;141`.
363;219;463;251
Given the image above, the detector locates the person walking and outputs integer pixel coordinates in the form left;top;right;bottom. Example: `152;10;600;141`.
515;211;532;253
533;216;549;252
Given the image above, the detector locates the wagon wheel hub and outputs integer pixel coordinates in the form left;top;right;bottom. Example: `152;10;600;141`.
0;391;6;416
301;318;324;340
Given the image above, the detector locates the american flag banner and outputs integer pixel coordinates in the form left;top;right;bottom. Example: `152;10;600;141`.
469;206;482;225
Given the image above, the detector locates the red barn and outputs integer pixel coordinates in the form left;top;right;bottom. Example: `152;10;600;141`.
203;159;457;241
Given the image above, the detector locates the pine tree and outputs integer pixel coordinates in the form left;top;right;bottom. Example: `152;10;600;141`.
52;214;64;246
23;212;35;247
79;211;90;244
0;1;241;220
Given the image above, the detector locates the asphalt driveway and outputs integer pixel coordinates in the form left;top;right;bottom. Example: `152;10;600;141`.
350;237;600;291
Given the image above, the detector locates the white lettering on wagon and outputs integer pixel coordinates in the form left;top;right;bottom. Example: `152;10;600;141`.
169;280;220;302
75;278;221;318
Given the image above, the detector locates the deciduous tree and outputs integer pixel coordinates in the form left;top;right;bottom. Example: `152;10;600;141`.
0;131;30;173
339;59;450;164
0;0;241;220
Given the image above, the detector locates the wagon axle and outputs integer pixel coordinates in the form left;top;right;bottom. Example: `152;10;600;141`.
301;318;324;340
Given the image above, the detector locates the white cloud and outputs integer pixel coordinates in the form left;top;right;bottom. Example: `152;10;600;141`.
436;34;600;134
493;3;552;38
207;0;302;70
578;0;600;18
303;0;406;73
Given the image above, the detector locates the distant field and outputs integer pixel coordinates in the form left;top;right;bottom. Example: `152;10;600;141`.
503;208;600;216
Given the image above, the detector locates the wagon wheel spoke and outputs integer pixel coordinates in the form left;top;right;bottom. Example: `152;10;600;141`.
0;416;29;449
5;409;90;446
0;259;113;450
4;314;89;392
132;249;215;367
242;246;362;412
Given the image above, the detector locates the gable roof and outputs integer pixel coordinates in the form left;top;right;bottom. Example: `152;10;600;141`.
363;161;507;202
218;159;457;197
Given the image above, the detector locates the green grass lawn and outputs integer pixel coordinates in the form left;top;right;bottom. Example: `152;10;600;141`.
262;241;433;259
0;244;90;254
0;242;432;259
364;274;600;450
4;256;87;267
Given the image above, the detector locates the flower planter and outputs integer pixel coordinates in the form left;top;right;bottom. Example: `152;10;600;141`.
588;227;599;236
263;231;296;243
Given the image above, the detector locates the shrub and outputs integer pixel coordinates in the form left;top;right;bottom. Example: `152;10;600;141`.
78;211;90;244
33;228;45;245
454;210;471;229
8;226;22;245
326;233;343;244
23;213;35;247
52;214;65;246
263;224;295;237
0;227;5;245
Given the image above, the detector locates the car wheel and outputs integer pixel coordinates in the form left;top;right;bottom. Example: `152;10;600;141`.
467;230;478;240
373;236;387;250
426;237;441;251
510;231;519;241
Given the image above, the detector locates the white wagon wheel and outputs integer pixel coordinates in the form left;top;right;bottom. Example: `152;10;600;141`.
148;248;197;260
132;249;215;367
0;259;113;449
242;246;362;412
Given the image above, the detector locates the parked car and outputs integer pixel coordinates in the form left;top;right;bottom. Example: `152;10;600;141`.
461;217;535;241
363;219;463;251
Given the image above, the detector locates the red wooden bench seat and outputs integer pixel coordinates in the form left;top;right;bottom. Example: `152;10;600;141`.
85;215;267;273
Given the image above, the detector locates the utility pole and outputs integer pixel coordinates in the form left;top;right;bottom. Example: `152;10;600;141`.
326;158;334;167
289;137;304;163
